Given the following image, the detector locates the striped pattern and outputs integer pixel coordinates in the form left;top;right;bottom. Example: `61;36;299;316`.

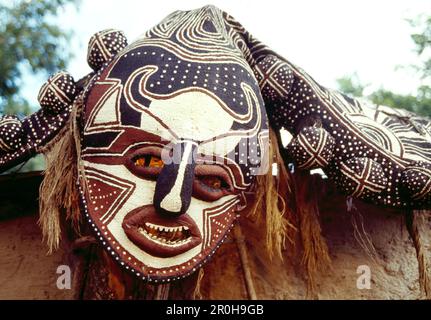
287;127;335;170
401;162;431;204
87;29;128;71
340;158;388;198
37;71;77;114
0;116;23;152
254;55;294;100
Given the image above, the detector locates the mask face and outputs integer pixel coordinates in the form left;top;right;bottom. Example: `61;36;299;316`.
79;13;269;282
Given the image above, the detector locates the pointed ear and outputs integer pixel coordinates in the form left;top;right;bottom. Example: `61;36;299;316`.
0;71;78;173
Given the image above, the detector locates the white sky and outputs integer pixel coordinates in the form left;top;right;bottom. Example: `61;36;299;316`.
22;0;431;104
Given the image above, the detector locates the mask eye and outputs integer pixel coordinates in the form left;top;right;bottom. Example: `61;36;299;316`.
198;176;229;191
193;165;235;202
134;155;164;168
125;147;164;180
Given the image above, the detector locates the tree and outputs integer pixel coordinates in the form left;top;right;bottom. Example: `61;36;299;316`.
0;0;78;117
338;14;431;117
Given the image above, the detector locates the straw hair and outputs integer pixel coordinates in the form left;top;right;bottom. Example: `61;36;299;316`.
192;268;205;300
293;171;331;297
248;128;296;260
38;99;83;253
406;210;431;299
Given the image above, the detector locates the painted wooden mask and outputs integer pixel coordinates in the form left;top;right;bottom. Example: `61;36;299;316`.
77;12;269;282
3;5;431;284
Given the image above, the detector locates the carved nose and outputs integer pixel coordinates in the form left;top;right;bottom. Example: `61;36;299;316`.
153;141;197;217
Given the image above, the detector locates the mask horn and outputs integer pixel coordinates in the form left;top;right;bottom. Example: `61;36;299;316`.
0;71;79;173
38;71;78;114
87;29;128;71
0;28;129;173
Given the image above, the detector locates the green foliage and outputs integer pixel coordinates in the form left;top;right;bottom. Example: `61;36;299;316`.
0;0;78;116
409;15;431;79
336;73;366;97
368;86;431;117
337;14;431;118
3;154;45;174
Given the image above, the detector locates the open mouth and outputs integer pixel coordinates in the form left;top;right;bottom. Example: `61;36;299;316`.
122;205;202;257
137;222;191;246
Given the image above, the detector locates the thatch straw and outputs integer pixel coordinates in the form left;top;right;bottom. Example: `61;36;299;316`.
294;171;331;298
406;210;431;299
248;128;296;260
192;268;205;300
38;99;83;253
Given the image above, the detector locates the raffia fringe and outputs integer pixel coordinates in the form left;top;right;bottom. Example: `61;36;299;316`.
248;128;296;260
38;98;84;253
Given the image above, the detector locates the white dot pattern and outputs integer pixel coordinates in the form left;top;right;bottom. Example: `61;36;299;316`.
87;29;128;71
287;126;335;170
38;71;77;114
0;115;23;152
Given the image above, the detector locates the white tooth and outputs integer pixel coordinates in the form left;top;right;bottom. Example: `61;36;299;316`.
184;226;189;231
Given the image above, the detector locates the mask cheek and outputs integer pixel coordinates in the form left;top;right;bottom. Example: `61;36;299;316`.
183;199;206;242
187;195;239;252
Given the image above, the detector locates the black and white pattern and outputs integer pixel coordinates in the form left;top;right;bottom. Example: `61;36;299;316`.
286;126;335;170
338;157;388;199
401;161;431;206
38;71;77;114
87;29;128;71
252;51;431;208
0;115;23;152
0;72;78;173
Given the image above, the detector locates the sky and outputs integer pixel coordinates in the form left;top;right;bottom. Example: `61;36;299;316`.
22;0;431;104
